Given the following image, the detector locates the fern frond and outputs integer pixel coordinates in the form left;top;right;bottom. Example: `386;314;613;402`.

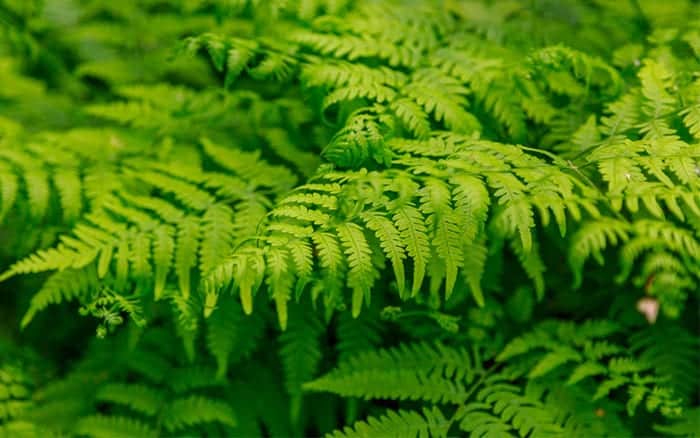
392;204;430;297
201;137;297;193
328;407;450;438
175;216;200;299
390;98;431;139
336;223;376;317
21;267;97;328
457;375;564;438
266;244;294;329
94;383;164;416
305;342;481;404
199;203;234;276
161;395;236;432
360;212;406;296
0;244;97;282
323;111;390;169
568;219;630;288
152;225;174;301
403;69;480;134
73;415;158;438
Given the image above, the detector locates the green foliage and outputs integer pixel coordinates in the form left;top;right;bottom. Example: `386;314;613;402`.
0;0;699;436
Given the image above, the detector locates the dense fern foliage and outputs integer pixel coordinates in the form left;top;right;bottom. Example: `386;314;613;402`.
1;0;699;436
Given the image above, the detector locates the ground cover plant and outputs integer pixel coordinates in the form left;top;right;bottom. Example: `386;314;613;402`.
0;0;699;436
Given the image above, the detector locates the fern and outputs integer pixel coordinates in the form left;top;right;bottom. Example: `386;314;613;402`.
1;1;699;437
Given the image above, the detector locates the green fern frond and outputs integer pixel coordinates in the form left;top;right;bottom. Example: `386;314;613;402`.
336;223;377;317
328;407;450;438
403;69;480;134
360;212;406;296
457;375;564;438
568;219;630;288
161;395;237;432
305;342;481;404
94;383;164;417
21;267;98;328
323;111;390;169
73;415;158;438
392;204;431;297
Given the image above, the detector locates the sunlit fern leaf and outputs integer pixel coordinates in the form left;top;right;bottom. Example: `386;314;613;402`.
312;230;346;277
152;225;174;301
0;167;19;223
336;223;377;317
199;203;235;277
323;111;390;169
390;98;431;139
681;102;700;140
392;204;430;297
403;69;480;134
52;167;83;223
201;137;297;194
461;236;488;306
360;212;407;296
175;216;200;300
266;244;295;329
